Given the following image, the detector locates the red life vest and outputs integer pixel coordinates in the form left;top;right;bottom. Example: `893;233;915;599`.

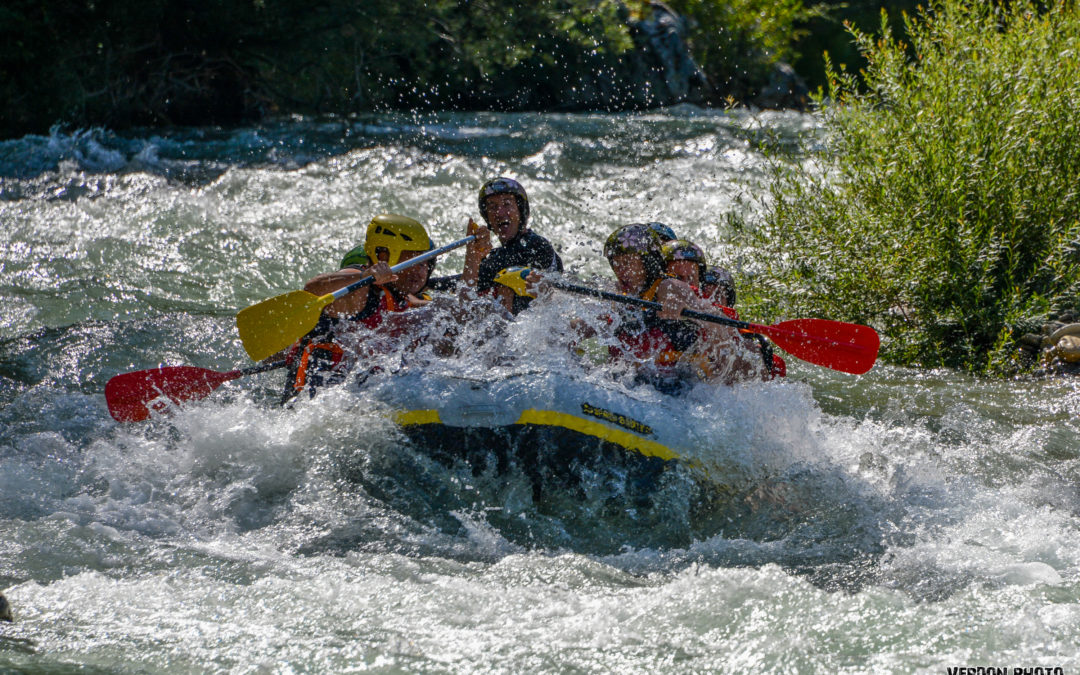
608;279;698;372
285;287;422;398
356;288;413;332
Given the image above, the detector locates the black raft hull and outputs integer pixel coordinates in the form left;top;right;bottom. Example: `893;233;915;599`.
400;422;673;502
360;368;727;501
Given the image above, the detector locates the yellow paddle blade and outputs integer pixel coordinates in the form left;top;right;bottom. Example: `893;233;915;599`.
236;290;334;361
493;267;536;298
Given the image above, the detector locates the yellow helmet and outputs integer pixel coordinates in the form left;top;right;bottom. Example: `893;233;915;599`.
364;213;432;266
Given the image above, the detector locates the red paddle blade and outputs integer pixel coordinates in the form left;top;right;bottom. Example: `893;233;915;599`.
754;318;880;375
105;366;239;422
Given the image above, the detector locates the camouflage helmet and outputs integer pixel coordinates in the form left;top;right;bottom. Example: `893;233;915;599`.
661;239;707;284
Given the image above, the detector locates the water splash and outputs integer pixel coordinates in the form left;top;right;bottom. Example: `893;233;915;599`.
3;112;1080;671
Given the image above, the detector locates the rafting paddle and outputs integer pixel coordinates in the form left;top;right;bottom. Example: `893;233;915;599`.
494;267;880;375
106;361;288;422
237;235;475;361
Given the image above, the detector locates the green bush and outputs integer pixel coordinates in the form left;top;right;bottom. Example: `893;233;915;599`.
734;0;1080;374
666;0;809;99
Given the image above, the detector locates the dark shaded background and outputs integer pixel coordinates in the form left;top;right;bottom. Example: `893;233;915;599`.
0;0;918;138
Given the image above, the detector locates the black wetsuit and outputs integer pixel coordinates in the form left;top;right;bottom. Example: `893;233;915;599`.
477;230;563;314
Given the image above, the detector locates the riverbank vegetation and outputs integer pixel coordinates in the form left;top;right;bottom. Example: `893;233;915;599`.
2;0;911;138
735;0;1080;374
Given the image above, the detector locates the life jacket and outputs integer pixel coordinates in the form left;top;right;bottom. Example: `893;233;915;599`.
282;315;349;402
356;286;421;332
283;286;425;401
609;279;699;374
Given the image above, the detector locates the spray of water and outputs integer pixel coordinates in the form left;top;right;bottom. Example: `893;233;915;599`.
2;114;1079;670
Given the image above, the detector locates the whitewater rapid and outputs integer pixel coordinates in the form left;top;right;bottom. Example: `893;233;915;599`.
2;110;1078;672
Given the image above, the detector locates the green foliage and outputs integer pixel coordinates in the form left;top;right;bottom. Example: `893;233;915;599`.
666;0;811;98
792;0;921;92
735;0;1080;374
0;0;645;136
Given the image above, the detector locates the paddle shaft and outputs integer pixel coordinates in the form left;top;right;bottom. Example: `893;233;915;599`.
547;278;879;374
550;279;755;331
329;235;476;301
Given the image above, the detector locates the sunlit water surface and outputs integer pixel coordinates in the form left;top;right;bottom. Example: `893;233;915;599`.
2;110;1079;673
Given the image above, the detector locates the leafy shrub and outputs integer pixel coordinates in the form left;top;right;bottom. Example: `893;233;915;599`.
734;0;1080;373
666;0;810;99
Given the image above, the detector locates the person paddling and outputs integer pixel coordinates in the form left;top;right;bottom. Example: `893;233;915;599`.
282;213;436;400
595;224;765;387
702;265;736;308
462;177;563;314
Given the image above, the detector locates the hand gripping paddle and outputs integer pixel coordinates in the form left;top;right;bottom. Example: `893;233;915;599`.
236;235;474;361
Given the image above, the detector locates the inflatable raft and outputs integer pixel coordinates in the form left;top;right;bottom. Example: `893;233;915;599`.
360;367;713;497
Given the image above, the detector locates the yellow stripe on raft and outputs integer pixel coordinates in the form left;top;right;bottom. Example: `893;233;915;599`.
392;408;680;462
394;409;442;426
514;410;680;461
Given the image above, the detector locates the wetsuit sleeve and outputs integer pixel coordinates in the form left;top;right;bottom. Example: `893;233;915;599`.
475;232;562;296
532;234;562;272
476;253;503;294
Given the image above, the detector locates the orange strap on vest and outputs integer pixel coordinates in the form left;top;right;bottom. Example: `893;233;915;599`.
640;279;663;302
293;342;345;392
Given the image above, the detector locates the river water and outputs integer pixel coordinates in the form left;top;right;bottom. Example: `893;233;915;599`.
1;109;1078;673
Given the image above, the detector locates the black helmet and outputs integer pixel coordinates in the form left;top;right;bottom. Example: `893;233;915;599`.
703;265;736;305
604;224;666;282
646;222;677;242
478;177;530;230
